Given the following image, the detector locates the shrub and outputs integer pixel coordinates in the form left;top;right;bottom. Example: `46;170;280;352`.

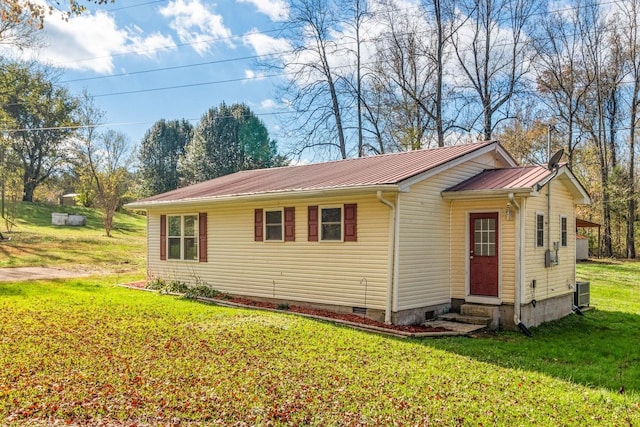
163;280;189;294
146;278;165;290
184;285;222;300
145;278;188;294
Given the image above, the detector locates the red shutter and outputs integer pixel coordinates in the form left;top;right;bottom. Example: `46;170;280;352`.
160;214;167;260
284;207;295;241
198;212;207;262
254;208;263;241
308;205;318;241
344;203;357;242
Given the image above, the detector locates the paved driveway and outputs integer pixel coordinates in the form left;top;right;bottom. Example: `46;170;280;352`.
0;267;94;282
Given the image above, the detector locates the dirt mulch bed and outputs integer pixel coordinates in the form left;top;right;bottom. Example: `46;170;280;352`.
121;281;451;334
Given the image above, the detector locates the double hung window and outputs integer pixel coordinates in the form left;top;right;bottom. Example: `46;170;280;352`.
560;216;568;247
320;207;342;241
168;214;198;260
254;207;295;242
265;209;283;241
536;213;545;248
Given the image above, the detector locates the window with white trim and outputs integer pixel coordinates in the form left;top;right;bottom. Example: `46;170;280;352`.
560;216;568;247
321;206;342;241
265;209;283;241
536;213;545;248
167;214;198;260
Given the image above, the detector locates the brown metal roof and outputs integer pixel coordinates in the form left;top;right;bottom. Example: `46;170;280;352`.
576;218;600;228
445;165;553;192
131;141;498;205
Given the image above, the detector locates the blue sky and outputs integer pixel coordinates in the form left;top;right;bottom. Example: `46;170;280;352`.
17;0;293;153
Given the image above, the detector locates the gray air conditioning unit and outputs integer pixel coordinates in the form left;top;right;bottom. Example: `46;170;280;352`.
574;281;590;307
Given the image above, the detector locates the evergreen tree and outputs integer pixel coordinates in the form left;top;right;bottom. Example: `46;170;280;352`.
139;119;193;196
178;103;287;185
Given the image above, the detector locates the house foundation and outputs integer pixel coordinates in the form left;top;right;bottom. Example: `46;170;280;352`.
452;295;574;331
391;303;451;325
519;293;574;328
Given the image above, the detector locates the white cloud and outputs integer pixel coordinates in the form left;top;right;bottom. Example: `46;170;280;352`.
244;69;268;81
260;98;278;109
237;0;289;21
243;29;291;56
9;10;177;73
127;26;177;58
159;0;233;55
31;11;127;73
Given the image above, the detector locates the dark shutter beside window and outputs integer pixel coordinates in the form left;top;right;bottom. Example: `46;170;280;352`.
199;212;207;262
284;207;295;241
160;214;167;260
344;203;357;241
308;206;318;241
254;208;263;241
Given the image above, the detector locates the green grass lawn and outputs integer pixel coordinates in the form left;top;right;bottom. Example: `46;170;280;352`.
0;202;146;274
1;208;638;425
0;263;638;425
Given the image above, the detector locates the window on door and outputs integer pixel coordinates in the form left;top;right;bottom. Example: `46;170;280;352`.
474;217;496;256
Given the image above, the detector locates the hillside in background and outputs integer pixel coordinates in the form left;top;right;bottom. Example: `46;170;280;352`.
0;202;146;274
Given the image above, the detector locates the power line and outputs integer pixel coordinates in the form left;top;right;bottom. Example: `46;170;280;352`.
106;0;168;13
92;72;285;97
55;2;637;92
60;26;289;66
51;0;623;68
60;52;288;83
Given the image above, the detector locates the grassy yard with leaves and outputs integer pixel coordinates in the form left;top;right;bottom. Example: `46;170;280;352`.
0;262;638;425
1;206;638;425
0;202;146;274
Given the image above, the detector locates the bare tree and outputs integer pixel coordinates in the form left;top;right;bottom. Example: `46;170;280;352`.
75;93;133;237
339;0;371;156
452;0;538;140
277;0;349;159
370;0;459;150
85;130;134;237
374;6;434;150
534;2;591;167
619;0;640;258
575;1;626;257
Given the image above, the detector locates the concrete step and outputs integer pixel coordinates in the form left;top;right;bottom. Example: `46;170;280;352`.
461;303;499;319
438;312;491;326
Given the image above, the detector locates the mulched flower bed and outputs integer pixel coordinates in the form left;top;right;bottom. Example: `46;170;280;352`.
123;281;451;333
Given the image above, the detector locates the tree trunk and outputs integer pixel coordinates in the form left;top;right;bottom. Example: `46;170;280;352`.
628;84;637;258
22;176;35;202
434;0;444;147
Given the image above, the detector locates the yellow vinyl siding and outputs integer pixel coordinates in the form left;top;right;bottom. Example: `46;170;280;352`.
523;180;577;302
395;152;509;311
449;199;516;303
147;193;390;310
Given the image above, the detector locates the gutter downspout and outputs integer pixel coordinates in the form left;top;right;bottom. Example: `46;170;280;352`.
378;191;396;324
509;193;532;336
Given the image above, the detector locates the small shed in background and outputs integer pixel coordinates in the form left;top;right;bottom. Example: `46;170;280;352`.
576;218;601;258
576;234;589;261
60;193;79;206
